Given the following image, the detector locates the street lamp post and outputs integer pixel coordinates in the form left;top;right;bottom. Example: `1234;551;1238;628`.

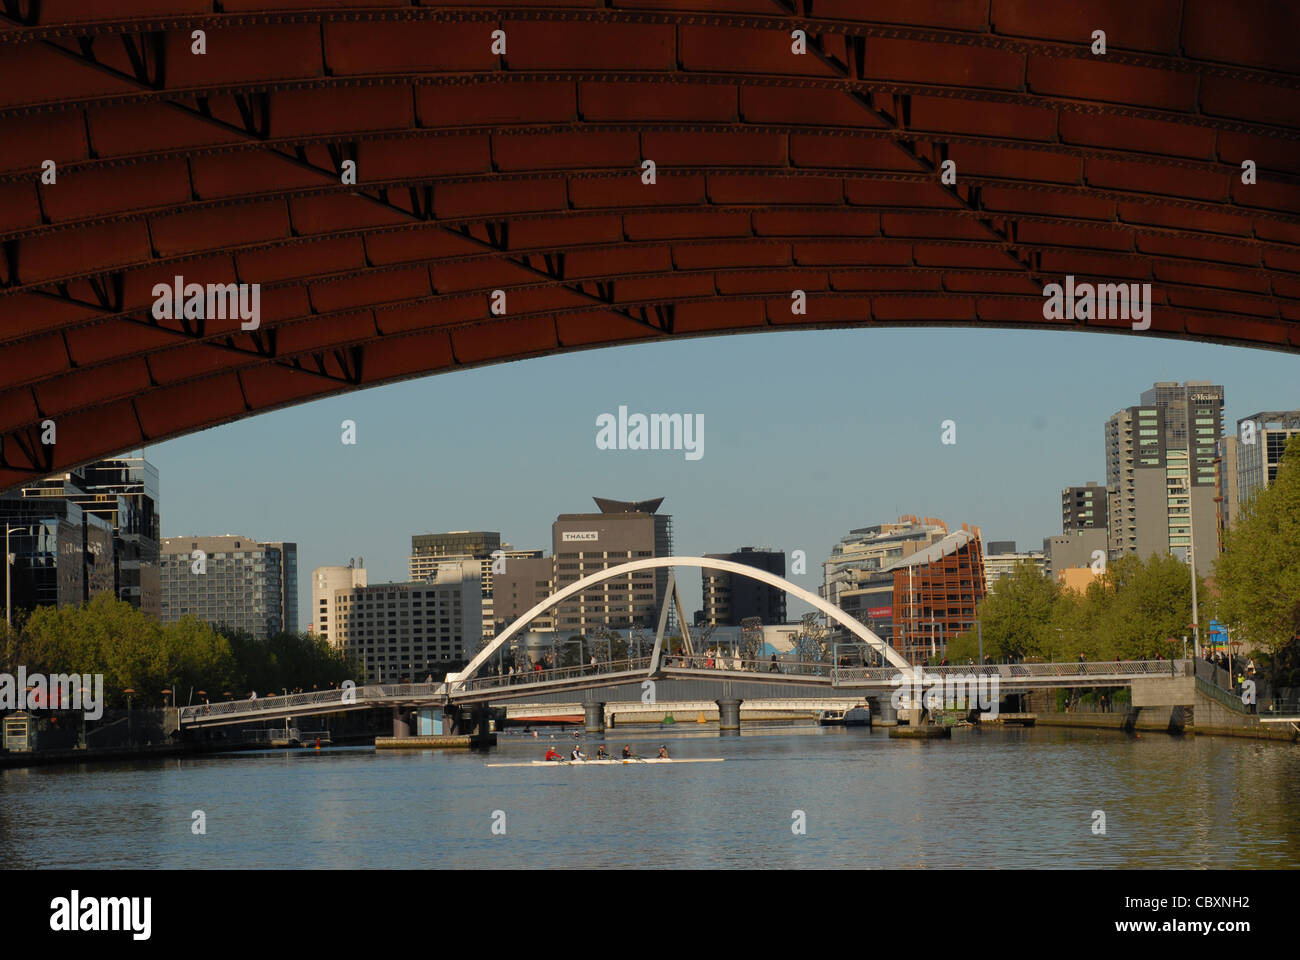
123;688;135;746
1223;625;1232;688
1188;507;1201;658
4;523;11;629
5;523;30;630
3;523;42;630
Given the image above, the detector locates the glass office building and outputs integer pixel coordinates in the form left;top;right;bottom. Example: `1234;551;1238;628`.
0;496;114;612
21;457;161;618
160;535;295;640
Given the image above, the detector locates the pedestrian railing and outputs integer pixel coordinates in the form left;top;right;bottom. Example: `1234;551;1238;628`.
178;683;448;725
662;655;835;678
454;658;654;693
1195;675;1254;715
835;659;1190;685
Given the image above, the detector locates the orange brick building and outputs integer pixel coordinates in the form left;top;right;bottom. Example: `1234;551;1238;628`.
890;527;986;665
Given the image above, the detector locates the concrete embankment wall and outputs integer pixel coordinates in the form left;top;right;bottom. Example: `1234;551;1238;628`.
1026;687;1297;743
0;740;266;769
1193;694;1297;742
1031;709;1176;733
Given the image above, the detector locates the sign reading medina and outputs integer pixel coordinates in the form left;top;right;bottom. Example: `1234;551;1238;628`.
595;406;704;461
1042;275;1152;330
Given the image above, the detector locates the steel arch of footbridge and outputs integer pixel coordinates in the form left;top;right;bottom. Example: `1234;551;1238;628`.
447;555;911;691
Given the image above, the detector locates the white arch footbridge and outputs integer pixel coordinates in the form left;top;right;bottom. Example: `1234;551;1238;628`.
445;555;911;695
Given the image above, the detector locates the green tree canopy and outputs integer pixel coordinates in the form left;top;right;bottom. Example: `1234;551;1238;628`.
943;553;1203;663
4;594;236;705
1098;554;1203;659
945;560;1060;662
0;593;357;705
1215;433;1300;655
222;628;359;694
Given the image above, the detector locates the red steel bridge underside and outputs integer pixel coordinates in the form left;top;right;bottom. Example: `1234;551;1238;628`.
1;0;1298;491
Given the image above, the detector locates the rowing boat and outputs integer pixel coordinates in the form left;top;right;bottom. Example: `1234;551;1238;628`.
485;758;724;767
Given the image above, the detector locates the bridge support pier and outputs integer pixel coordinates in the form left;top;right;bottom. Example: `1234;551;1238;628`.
472;706;492;738
392;707;411;739
445;706;474;735
716;698;742;733
870;696;896;725
584;701;606;735
441;706;493;737
900;706;929;726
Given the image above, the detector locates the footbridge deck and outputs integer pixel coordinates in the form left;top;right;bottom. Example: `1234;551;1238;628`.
177;658;1190;728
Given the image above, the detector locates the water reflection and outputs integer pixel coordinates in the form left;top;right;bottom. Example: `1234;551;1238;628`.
0;727;1296;869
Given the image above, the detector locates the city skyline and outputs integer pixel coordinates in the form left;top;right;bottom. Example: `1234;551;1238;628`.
137;327;1300;629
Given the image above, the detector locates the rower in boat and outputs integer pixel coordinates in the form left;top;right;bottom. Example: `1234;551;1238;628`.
596;745;607;759
570;745;588;761
544;747;561;762
621;744;632;759
658;745;670;759
484;757;723;767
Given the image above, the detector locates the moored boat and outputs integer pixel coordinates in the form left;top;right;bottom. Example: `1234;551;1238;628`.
818;704;872;727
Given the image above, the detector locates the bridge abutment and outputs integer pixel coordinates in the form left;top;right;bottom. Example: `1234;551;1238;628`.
1120;707;1141;732
584;701;606;735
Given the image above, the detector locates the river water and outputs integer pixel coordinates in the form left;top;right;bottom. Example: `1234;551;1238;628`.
2;725;1296;869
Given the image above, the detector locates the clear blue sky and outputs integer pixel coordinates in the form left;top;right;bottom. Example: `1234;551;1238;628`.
142;327;1300;628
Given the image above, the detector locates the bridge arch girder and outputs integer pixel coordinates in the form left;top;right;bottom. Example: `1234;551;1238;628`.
1;2;1298;491
448;555;911;692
